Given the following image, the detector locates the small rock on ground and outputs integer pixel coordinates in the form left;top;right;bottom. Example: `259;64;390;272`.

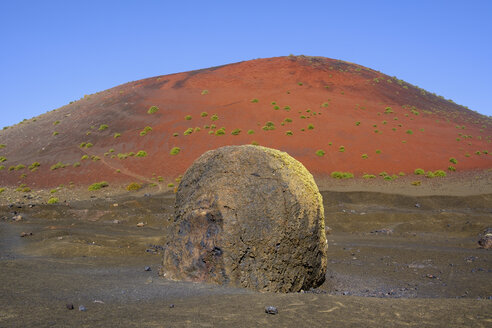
265;306;278;315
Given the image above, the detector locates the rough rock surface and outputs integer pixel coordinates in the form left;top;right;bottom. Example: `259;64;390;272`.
160;145;327;292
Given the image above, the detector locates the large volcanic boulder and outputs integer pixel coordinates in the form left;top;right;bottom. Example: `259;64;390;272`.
160;145;327;292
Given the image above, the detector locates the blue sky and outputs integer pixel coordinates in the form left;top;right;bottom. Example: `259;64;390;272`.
1;0;491;128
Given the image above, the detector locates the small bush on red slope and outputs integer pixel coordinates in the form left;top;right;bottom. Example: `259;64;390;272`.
231;129;241;135
88;181;109;191
315;150;325;156
331;171;354;179
148;106;159;114
170;147;181;155
126;183;142;191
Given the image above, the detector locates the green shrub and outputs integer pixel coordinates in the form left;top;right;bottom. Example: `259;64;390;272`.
361;154;368;159
0;187;5;193
434;170;446;177
251;98;259;103
0;166;4;170
426;171;435;178
81;155;89;160
86;143;93;148
411;181;421;186
140;126;152;136
414;168;425;175
170;147;181;155
273;105;280;110
0;144;6;148
406;130;413;135
211;114;218;121
339;146;345;152
321;102;329;108
99;124;108;131
0;156;6;163
449;157;457;164
362;174;376;179
201;89;209;95
114;133;121;138
73;162;81;168
47;197;59;204
384;107;393;114
262;122;275;131
167;183;174;188
251;141;259;146
126;182;142;191
307;124;314;130
379;172;388;177
200;112;208;117
284;106;291;111
183;128;194;135
284;118;293;123
53;120;60;125
285;131;293;136
52;131;59;136
247;129;255;135
136;150;147;157
215;128;226;135
184;115;192;120
88;181;108;191
91;155;100;161
298;82;303;86
331;171;354;179
148;106;159;114
50;188;58;194
448;166;456;171
315;150;326;156
173;133;179;137
231;128;241;135
14;164;26;170
271;101;277;105
28;162;40;171
355;121;361;126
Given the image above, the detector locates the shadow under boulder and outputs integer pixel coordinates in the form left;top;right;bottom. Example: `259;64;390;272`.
160;145;327;292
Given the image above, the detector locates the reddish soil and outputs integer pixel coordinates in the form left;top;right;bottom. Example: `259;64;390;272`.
0;55;491;188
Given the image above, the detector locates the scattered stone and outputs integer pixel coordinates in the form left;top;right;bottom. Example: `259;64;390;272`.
371;228;393;235
325;226;332;235
112;219;121;224
113;203;118;207
19;232;32;237
93;300;104;304
169;304;175;308
160;145;327;292
66;303;74;310
136;222;145;227
265;306;278;315
144;266;151;271
144;193;151;197
12;215;22;222
414;203;421;208
57;236;63;240
478;228;492;249
78;305;86;312
426;274;438;279
146;244;164;254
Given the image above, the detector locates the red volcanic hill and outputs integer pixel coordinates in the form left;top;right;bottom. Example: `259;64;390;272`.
0;55;491;189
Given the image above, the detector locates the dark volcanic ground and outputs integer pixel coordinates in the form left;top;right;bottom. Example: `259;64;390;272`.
0;191;491;327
